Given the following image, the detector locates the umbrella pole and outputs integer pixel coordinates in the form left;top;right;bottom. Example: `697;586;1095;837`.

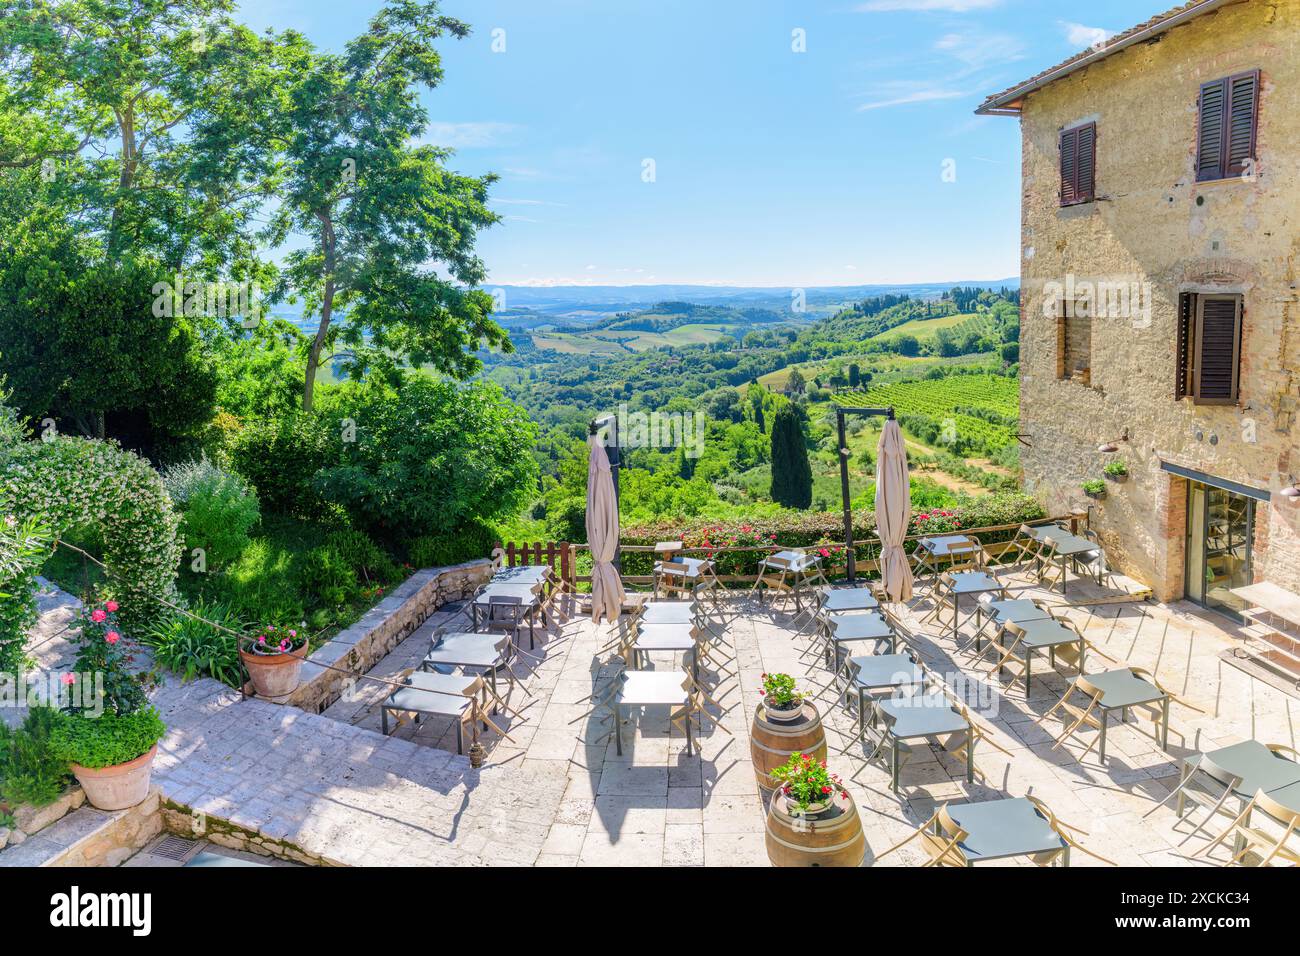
836;406;895;586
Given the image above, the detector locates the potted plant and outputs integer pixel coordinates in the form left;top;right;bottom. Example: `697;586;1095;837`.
51;601;166;811
759;672;804;722
769;751;847;816
239;624;308;702
1103;460;1129;483
1082;479;1107;500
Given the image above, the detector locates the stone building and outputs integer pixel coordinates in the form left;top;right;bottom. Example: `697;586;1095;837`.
977;0;1300;620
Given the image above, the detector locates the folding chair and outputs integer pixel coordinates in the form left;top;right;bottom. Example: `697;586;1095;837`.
1002;523;1046;575
874;804;971;867
1193;789;1300;866
1071;529;1112;588
1023;796;1118;866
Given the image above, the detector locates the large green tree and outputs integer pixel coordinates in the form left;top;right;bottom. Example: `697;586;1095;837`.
261;1;511;410
769;406;812;510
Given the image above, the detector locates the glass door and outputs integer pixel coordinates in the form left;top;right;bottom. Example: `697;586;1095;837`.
1185;480;1255;616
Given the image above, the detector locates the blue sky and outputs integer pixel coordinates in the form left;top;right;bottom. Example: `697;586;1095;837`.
235;0;1149;287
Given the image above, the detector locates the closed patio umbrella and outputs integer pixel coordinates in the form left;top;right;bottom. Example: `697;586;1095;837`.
586;434;622;624
874;418;914;603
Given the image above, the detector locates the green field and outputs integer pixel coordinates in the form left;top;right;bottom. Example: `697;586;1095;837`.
836;374;1020;451
532;322;733;355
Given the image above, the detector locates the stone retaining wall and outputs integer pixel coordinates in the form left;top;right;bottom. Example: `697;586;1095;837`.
0;788;162;867
285;560;493;714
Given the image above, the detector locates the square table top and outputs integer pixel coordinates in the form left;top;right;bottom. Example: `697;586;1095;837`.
918;534;975;556
654;541;684;553
821;587;880;612
1010;618;1084;650
656;557;712;577
764;550;821;571
944;798;1065;862
1261;779;1300;815
405;671;480;697
878;694;969;740
827;612;894;641
980;598;1052;623
493;565;551;583
474;582;541;604
1085;668;1167;709
948;571;1004;595
424;633;509;668
385;683;472;718
1039;531;1101;557
1191;740;1300;797
617;670;691;707
846;653;925;690
638;602;697;623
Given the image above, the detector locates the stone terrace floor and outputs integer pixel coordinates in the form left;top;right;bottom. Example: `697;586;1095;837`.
322;566;1300;867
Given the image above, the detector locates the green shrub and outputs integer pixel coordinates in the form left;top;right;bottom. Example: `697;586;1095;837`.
1103;460;1129;478
162;457;261;567
0;706;70;808
297;546;356;607
229;413;334;517
0;515;52;673
49;707;166;770
406;521;497;569
326;529;399;584
142;599;247;687
1082;479;1106;496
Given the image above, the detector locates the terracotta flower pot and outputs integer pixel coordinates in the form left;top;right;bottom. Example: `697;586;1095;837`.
70;745;157;811
239;643;308;702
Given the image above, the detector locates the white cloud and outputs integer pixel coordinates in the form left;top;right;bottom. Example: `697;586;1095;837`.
934;31;1024;70
420;121;518;148
491;197;567;207
1060;21;1114;51
856;0;1001;12
858;89;966;111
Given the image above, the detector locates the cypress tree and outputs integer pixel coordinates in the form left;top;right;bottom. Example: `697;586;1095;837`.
770;406;812;509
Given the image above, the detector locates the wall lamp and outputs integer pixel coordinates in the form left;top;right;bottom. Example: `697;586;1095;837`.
1096;429;1130;454
1281;475;1300;502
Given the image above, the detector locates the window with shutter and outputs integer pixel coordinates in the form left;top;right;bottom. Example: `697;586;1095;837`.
1197;70;1259;182
1058;123;1096;206
1194;295;1242;404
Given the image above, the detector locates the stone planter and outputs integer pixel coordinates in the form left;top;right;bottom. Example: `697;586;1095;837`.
70;745;157;812
1105;471;1129;484
762;700;804;723
1084;488;1107;501
240;643;308;702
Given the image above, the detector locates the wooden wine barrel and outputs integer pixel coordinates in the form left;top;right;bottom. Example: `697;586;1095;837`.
765;785;865;868
749;700;828;792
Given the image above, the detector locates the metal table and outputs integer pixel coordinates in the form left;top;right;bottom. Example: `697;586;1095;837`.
470;582;543;647
755;550;827;614
610;671;694;757
625;621;699;680
1178;740;1300;817
915;534;976;578
381;677;474;751
654;556;718;601
844;652;926;744
1085;668;1170;763
943;798;1069;866
994;617;1086;693
874;694;973;792
820;586;879;613
420;633;512;706
824;612;897;682
1031;528;1103;594
940;571;1006;641
973;597;1052;647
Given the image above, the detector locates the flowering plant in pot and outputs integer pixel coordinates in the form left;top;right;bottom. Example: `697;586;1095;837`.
238;624;308;702
50;600;166;811
759;672;804;722
770;752;846;816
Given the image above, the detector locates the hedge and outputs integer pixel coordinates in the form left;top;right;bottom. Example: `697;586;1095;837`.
617;492;1047;578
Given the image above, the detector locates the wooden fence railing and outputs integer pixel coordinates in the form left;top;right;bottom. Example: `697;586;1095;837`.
497;513;1085;590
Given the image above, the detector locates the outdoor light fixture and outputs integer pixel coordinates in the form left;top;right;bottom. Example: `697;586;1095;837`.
1096;429;1130;454
1281;476;1300;502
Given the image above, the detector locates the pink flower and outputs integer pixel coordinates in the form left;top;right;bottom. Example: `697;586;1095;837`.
90;609;107;623
104;600;119;613
257;635;266;645
60;673;75;686
279;639;291;652
105;631;120;645
289;629;298;638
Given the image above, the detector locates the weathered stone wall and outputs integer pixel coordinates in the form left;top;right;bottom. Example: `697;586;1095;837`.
0;788;161;867
286;560;494;713
1016;0;1300;600
0;786;85;853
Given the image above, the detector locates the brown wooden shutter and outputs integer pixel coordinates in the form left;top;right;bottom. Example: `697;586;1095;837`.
1175;292;1192;399
1193;294;1242;404
1226;70;1260;177
1075;123;1096;201
1059;127;1078;205
1197;78;1228;181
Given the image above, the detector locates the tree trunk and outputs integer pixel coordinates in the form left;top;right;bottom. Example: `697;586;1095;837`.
303;213;338;413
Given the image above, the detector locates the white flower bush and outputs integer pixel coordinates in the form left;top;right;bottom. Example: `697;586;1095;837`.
2;436;183;635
